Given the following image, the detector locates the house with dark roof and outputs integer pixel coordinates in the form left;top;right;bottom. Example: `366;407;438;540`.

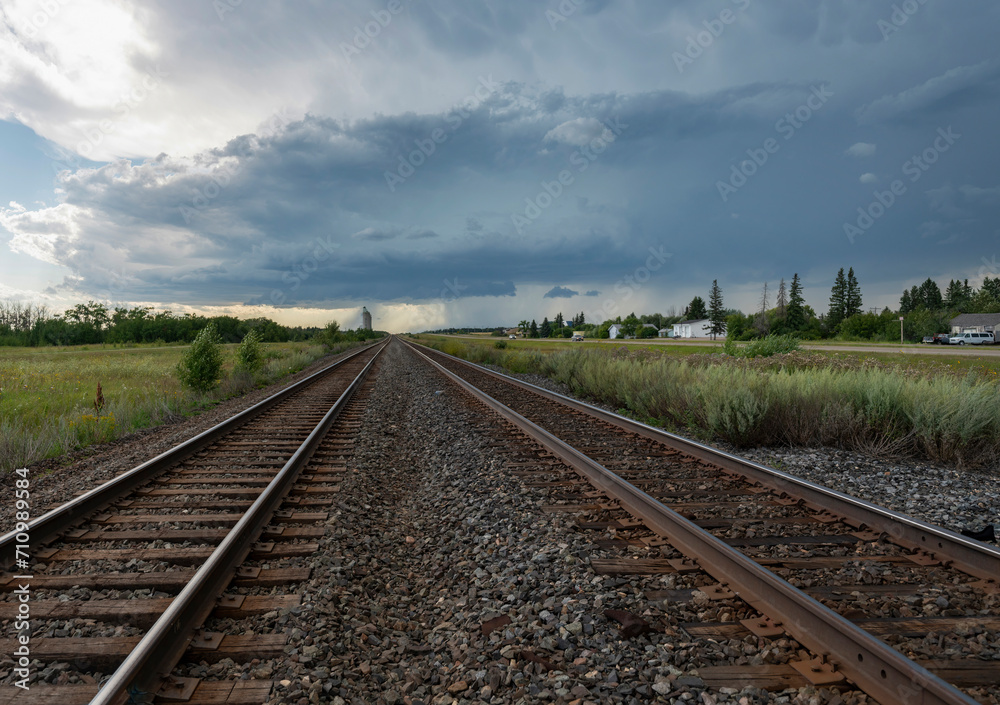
949;313;1000;335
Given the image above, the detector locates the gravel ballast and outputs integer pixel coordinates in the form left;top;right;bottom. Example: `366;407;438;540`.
483;363;999;538
4;341;996;703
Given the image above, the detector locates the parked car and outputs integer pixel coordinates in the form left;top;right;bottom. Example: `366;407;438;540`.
949;332;995;345
921;336;935;344
508;334;517;339
932;333;951;344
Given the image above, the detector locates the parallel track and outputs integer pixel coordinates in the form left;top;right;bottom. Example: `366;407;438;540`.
405;340;1000;704
1;339;387;704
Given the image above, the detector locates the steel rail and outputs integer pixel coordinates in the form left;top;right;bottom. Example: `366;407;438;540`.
407;341;979;705
90;339;385;705
411;342;1000;583
0;339;386;568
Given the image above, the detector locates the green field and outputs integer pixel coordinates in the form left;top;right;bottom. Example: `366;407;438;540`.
420;334;1000;378
414;335;1000;468
0;341;342;473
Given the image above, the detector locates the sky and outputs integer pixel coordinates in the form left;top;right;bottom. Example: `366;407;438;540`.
1;0;998;333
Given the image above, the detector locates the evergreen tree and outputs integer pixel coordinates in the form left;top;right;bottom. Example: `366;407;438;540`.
899;288;913;314
944;279;971;310
529;319;538;338
776;278;787;319
554;312;564;330
708;280;726;340
786;273;805;330
540;317;552;338
828;268;847;328
686;296;707;320
917;278;943;310
981;276;1000;301
845;267;863;318
759;281;769;316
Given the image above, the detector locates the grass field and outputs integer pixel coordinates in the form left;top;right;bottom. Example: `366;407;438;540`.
419;334;1000;377
414;335;1000;468
0;341;351;473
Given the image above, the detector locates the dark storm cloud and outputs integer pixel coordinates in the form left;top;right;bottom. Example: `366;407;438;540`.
3;0;1000;323
543;286;578;299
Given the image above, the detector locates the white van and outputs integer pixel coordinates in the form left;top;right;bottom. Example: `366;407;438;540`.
949;332;995;345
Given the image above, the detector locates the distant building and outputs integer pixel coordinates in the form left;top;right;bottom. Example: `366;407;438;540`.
949;313;1000;335
608;324;622;339
658;328;674;338
362;306;372;331
672;319;717;338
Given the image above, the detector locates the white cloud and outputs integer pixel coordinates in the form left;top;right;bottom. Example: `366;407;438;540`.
859;172;878;184
543;118;607;147
846;142;876;157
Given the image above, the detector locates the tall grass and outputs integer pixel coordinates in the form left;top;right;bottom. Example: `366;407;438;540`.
0;341;342;473
424;340;1000;468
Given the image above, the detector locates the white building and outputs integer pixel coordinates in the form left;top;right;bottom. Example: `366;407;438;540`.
672;319;718;338
608;324;622;339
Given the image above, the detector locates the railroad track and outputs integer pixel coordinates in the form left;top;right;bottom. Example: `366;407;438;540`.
0;338;387;704
404;340;1000;704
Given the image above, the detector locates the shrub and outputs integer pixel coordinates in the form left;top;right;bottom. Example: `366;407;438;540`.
724;334;800;358
315;321;342;350
177;324;224;392
494;340;508;349
235;328;264;375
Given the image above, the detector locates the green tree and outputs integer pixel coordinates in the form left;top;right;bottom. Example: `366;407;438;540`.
235;327;264;375
554;312;564;331
708;280;726;340
944;279;971;310
316;320;342;350
686;296;707;320
529;319;538;338
828;268;847;329
540;317;552;338
899;288;913;314
177;323;224;392
845;268;863;319
786;274;805;331
916;278;943;310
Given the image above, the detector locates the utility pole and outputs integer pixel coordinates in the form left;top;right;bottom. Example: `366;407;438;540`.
899;316;904;344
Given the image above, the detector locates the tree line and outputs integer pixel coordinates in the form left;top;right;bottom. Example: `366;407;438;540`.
492;269;1000;344
0;299;380;347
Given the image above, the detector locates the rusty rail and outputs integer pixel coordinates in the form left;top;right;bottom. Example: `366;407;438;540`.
0;339;384;569
90;339;386;705
406;340;979;705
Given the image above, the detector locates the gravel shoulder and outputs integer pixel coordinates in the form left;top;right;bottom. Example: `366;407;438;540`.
481;365;999;540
